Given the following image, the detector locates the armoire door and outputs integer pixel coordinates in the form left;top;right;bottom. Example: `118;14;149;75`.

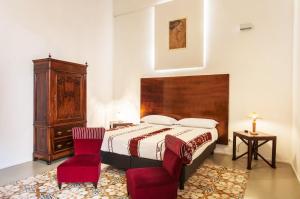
51;71;86;124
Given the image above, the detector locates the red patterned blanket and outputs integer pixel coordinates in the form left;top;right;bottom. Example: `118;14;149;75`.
183;132;212;163
128;128;172;156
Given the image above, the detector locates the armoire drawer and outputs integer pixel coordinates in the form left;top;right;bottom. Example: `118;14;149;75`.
53;123;86;138
54;139;73;152
54;126;73;138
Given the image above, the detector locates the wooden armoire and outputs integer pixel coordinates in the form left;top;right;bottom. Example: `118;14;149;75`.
33;56;87;164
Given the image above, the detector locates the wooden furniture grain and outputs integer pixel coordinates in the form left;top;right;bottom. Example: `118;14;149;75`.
232;131;277;169
33;56;87;164
141;74;229;144
101;74;229;189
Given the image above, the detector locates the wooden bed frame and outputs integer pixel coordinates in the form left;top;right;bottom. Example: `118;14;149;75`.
101;74;229;189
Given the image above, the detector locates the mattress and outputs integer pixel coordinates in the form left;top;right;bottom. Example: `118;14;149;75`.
101;123;218;163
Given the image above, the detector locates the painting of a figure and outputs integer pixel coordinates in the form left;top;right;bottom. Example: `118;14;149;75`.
169;18;186;49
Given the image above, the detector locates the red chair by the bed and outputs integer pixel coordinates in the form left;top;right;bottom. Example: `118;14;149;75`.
126;134;190;199
57;127;105;189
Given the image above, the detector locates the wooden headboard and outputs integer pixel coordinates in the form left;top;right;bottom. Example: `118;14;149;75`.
141;74;229;145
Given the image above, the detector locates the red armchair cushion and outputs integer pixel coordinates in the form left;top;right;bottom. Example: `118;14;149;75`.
74;139;102;156
165;134;191;164
57;155;100;183
162;149;183;180
126;167;178;199
127;167;173;188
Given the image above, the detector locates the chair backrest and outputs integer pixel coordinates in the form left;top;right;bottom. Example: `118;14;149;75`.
72;127;105;156
163;135;188;180
162;148;183;180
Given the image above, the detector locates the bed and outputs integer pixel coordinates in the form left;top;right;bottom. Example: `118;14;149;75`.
101;74;229;189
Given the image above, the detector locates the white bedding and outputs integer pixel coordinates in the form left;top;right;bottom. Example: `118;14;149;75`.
101;123;218;163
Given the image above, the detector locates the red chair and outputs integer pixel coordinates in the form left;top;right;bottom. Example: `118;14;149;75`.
57;127;105;189
126;134;190;199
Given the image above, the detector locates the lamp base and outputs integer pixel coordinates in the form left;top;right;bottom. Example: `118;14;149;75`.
250;131;258;135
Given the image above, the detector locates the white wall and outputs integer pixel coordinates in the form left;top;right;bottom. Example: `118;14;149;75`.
113;0;294;162
0;0;113;169
114;0;163;16
292;0;300;181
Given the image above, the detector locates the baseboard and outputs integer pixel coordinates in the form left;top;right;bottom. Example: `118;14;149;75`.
0;158;31;170
214;151;290;164
291;163;300;183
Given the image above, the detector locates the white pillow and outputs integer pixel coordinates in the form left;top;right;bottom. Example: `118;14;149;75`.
141;115;177;126
177;118;218;129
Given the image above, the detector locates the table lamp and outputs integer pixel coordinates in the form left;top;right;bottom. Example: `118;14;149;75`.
248;112;260;135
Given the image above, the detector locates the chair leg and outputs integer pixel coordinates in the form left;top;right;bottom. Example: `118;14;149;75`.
93;183;97;189
179;180;184;190
58;183;62;190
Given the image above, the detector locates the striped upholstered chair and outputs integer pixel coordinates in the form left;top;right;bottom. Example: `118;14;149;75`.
126;134;190;199
57;127;105;189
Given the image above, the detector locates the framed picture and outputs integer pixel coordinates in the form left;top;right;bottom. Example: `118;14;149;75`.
155;0;204;70
169;18;187;49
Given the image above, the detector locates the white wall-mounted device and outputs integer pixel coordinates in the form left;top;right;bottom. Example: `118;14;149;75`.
240;23;254;31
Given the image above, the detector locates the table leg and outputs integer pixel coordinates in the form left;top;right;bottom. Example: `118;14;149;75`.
272;137;276;168
247;139;252;170
232;133;236;160
254;140;258;160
